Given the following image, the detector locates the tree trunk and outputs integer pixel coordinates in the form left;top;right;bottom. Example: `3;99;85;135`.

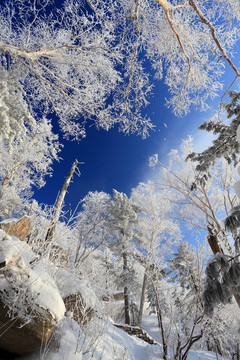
123;252;130;325
1;162;21;188
45;159;78;244
157;305;168;360
151;281;168;360
207;226;240;309
137;270;147;327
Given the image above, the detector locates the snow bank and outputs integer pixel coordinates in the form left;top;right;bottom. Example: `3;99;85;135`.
20;318;84;360
0;230;65;322
17;314;231;360
18;318;161;360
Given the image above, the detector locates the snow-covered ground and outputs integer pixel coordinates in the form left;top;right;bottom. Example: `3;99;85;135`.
19;318;161;360
15;315;231;360
0;231;230;360
142;314;230;360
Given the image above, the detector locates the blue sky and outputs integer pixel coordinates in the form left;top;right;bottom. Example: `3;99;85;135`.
35;80;218;213
31;0;240;213
15;0;238;217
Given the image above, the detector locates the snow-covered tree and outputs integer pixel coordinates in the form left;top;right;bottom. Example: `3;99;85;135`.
0;118;61;218
106;190;142;324
0;0;240;139
0;0;153;139
73;191;111;266
130;180;181;326
150;137;240;316
0;67;35;142
166;242;240;360
81;248;119;302
169;241;206;294
0;118;61;190
156;136;239;256
187;91;240;186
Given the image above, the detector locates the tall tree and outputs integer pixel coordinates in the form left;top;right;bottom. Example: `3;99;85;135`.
73;191;111;266
130;180;180;326
106;190;142;325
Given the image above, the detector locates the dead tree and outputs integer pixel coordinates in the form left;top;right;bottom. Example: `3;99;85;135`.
45;159;79;244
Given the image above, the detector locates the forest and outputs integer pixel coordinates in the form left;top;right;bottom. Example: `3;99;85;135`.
0;0;240;359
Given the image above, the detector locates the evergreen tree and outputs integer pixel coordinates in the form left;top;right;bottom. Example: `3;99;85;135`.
187;91;240;186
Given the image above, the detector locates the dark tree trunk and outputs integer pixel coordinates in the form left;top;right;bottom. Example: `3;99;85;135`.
123;252;130;325
137;270;147;327
151;281;168;360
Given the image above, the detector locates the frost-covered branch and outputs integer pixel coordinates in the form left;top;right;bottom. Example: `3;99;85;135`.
189;0;240;78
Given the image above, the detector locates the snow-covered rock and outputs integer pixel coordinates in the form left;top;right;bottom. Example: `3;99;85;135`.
57;268;97;325
0;216;30;241
0;230;65;354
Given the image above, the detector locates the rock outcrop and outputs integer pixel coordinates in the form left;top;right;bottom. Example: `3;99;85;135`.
0;217;30;241
64;293;94;325
0;230;65;355
0;303;55;355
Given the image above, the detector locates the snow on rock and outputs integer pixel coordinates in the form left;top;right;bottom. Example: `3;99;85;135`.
0;229;35;266
56;268;97;310
0;216;31;241
0;230;65;323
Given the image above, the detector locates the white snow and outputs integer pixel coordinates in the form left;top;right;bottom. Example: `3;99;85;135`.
16;315;231;360
0;231;232;360
0;230;65;322
0;217;20;224
56;268;97;310
26;268;66;322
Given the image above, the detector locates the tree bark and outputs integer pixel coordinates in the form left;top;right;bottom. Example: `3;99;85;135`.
45;159;78;244
1;162;21;188
123;251;130;325
137;270;147;327
151;281;168;360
